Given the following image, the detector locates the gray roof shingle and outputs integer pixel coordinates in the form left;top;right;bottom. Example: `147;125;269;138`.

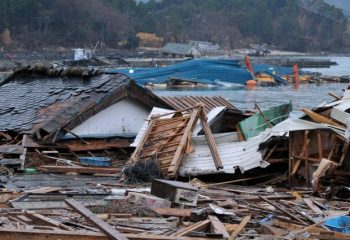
0;70;130;135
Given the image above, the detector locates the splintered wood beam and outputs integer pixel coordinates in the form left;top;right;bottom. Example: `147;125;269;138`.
172;219;211;236
38;166;120;174
152;208;192;217
229;215;251;240
304;131;310;188
65;199;128;240
303;198;324;215
200;114;223;170
301;108;344;128
63;128;89;145
129;118;156;163
208;215;229;239
328;92;342;100
25;212;71;231
259;196;308;226
0;131;12;141
66;139;130;152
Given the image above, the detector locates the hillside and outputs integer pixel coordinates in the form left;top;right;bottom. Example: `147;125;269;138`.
0;0;348;52
324;0;350;18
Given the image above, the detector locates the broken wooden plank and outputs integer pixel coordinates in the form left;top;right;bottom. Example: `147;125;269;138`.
0;131;12;141
130;118;156;163
66;139;130;151
317;133;323;160
24;187;62;194
301;108;344;128
63;128;89;145
172;219;211;236
303;198;324;215
229;215;250;240
152;208;192;217
209;215;230;239
259;196;308;226
199;113;223;170
65;199;128;240
38;165;120;174
328;92;342;100
25;212;71;231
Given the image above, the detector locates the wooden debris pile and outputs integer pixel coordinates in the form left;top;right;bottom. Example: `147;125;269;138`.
0;177;348;239
123;105;222;182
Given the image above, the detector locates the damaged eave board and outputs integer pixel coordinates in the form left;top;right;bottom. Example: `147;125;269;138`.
126;106;222;178
179;131;270;176
239;102;292;140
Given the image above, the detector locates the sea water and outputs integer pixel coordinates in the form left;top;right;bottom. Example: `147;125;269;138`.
154;56;350;115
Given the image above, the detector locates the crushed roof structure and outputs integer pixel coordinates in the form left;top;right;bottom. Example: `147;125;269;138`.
0;64;169;142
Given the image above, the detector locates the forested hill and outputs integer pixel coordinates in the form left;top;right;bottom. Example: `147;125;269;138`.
324;0;350;18
0;0;348;52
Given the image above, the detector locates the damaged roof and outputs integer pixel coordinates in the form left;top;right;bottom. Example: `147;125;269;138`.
0;64;168;142
160;96;238;114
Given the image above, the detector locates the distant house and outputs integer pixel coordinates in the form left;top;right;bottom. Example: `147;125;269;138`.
160;43;203;58
188;41;221;55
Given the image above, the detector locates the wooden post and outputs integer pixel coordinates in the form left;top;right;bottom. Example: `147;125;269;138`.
200;111;223;170
317;133;323;160
168;107;201;176
304;131;310;188
288;132;293;187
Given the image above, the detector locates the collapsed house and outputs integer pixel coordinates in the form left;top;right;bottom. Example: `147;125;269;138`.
0;64;172;170
124;98;292;181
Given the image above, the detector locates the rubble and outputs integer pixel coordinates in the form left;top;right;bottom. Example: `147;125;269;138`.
0;65;348;239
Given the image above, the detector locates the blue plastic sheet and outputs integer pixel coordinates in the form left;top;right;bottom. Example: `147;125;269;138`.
106;59;253;85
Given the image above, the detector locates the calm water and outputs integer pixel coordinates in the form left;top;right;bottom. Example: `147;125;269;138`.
154;56;350;115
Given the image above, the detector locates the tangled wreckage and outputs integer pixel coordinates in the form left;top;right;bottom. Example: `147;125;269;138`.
0;64;348;239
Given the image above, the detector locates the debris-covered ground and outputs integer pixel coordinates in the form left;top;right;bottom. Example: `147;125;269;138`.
0;64;348;239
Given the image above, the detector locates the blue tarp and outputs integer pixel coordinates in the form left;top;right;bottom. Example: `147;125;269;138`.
106;59;253;85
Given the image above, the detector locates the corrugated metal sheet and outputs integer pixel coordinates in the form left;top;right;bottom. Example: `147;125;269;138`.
331;102;350;124
160;96;237;113
179;131;270;176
